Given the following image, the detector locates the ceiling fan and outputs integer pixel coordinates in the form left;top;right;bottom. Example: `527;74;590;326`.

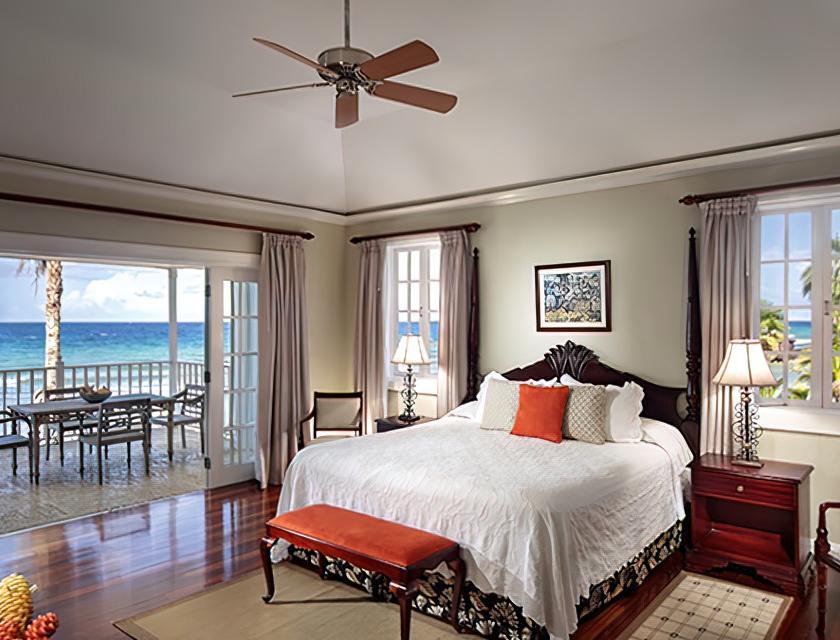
234;0;457;128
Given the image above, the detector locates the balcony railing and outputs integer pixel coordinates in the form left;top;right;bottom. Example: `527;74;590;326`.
0;360;205;411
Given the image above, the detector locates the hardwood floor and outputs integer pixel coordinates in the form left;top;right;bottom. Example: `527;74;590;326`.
0;481;835;639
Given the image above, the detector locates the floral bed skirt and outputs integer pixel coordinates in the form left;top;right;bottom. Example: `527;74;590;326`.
287;520;683;639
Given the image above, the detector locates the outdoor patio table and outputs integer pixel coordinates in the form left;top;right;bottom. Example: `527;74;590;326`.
8;393;176;485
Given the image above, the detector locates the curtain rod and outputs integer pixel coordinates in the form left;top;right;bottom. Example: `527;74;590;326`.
0;192;316;239
679;175;840;206
349;222;480;244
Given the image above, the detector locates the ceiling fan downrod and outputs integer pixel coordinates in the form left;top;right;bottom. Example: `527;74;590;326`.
344;0;350;47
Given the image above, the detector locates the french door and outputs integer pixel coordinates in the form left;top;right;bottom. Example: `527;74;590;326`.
205;267;259;488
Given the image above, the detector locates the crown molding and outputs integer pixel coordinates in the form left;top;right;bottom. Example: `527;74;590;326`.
0;154;350;227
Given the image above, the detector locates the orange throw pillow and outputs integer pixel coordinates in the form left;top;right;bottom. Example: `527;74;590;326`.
510;384;570;443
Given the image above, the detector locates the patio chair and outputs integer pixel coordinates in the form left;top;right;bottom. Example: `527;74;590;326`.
150;384;205;454
36;386;99;466
79;397;151;485
0;410;32;481
297;391;363;450
816;501;840;638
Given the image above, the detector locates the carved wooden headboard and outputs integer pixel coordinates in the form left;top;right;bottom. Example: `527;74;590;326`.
503;341;700;457
482;229;702;458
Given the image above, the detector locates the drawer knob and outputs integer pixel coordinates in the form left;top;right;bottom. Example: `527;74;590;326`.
736;485;745;493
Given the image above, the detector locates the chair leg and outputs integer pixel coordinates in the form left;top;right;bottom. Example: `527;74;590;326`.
127;441;131;470
97;445;103;485
45;433;50;461
181;424;187;449
260;537;278;603
59;430;65;467
144;431;151;476
12;447;17;476
104;445;109;460
79;440;84;477
28;444;33;483
388;581;418;640
446;556;466;633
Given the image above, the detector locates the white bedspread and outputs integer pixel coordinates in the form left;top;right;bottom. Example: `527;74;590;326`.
275;414;691;640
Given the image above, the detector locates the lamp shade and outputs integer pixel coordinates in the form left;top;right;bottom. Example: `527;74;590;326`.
391;334;431;365
712;339;778;387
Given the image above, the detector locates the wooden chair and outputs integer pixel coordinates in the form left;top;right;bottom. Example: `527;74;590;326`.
816;501;840;638
297;391;363;450
0;410;32;481
79;398;151;485
36;386;98;465
150;384;206;454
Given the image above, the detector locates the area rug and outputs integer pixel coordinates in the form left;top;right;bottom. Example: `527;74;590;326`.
618;572;792;640
0;427;204;535
115;562;460;640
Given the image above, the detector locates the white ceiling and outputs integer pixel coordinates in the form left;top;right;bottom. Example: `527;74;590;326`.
1;0;839;215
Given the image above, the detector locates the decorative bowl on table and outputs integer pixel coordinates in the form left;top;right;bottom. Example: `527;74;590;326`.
79;385;112;403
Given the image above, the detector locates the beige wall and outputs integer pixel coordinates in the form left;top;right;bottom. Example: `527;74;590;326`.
346;153;840;539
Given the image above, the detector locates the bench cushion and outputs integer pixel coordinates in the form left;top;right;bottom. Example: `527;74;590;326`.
268;504;456;568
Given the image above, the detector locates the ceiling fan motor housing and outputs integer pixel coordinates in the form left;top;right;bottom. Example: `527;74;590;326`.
317;46;373;82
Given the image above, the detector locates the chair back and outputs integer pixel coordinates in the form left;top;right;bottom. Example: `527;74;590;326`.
312;391;363;439
96;398;151;436
178;384;206;420
35;386;83;402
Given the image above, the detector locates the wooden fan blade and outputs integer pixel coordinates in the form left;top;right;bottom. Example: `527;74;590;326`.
359;40;439;80
335;91;359;128
370;81;457;113
233;82;329;98
253;37;339;78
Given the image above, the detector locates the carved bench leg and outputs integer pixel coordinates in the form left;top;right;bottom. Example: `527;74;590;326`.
817;562;827;638
317;550;328;580
446;556;466;633
261;536;278;603
389;581;418;640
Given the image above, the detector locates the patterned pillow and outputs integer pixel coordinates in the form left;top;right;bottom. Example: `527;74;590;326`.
479;378;521;431
562;385;607;444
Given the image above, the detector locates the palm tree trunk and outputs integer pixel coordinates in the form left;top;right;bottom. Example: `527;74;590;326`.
44;260;63;388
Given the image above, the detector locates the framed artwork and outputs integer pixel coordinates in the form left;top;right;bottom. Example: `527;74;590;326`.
534;260;611;332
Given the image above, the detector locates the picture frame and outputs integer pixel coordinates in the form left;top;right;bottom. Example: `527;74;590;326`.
534;260;611;332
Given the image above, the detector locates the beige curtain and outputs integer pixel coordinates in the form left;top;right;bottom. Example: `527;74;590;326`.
257;233;310;488
699;196;756;454
437;230;470;416
354;240;385;434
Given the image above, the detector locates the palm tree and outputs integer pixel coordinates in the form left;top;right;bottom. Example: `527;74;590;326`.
801;238;840;303
17;259;63;388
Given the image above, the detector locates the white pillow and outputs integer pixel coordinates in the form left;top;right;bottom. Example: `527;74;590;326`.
560;374;644;442
475;371;557;423
479;378;521;431
447;400;479;420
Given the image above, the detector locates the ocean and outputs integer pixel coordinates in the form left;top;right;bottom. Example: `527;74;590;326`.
0;322;205;370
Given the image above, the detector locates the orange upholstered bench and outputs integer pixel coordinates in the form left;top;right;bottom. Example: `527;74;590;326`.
260;504;465;639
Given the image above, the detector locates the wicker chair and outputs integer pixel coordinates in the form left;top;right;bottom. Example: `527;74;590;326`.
150;384;206;454
297;391;363;450
0;410;32;480
816;501;840;638
79;397;151;485
36;386;98;465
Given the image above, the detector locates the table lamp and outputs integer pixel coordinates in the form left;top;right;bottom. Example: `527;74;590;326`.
391;334;430;423
712;339;778;468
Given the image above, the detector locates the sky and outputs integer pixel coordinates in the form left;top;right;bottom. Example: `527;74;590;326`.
759;211;814;322
0;257;204;322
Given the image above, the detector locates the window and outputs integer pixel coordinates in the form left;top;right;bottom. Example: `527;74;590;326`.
755;199;840;408
385;240;441;381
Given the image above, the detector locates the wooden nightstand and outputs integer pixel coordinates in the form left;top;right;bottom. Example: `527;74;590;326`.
686;453;814;596
375;415;432;433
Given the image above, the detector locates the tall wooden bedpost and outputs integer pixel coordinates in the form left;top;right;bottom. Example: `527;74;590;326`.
686;228;702;426
466;247;481;400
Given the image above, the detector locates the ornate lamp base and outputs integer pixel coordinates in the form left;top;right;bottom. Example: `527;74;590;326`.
398;365;420;423
732;387;764;468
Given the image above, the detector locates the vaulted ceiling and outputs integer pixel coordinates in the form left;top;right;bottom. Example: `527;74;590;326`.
1;0;839;215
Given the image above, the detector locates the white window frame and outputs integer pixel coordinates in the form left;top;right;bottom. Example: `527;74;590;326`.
384;237;441;388
753;195;840;411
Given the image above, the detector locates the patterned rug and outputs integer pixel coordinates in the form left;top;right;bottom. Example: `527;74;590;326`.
0;426;204;535
619;572;792;640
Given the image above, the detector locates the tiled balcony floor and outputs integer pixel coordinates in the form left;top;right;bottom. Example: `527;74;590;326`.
0;427;204;535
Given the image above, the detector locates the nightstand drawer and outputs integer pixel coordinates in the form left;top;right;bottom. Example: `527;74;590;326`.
693;471;796;510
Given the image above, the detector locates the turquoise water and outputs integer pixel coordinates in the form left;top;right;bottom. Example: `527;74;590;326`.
0;322;204;369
